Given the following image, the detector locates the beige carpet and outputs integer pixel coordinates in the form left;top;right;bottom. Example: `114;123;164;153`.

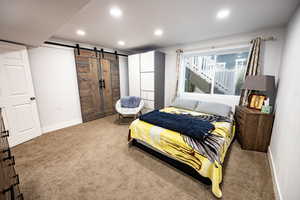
12;115;275;200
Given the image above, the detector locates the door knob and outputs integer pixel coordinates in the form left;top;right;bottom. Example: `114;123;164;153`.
30;97;36;101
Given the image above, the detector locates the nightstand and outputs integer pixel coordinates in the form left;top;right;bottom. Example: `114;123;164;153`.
235;106;274;152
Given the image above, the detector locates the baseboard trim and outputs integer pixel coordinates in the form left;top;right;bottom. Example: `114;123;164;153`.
42;118;82;134
268;147;283;200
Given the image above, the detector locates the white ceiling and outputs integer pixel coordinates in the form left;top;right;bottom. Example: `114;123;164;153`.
0;0;299;50
53;0;299;51
0;0;90;46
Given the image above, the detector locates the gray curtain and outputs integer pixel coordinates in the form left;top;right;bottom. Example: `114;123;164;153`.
239;37;262;106
172;49;183;102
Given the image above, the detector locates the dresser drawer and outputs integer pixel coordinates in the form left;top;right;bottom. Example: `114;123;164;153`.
236;106;246;119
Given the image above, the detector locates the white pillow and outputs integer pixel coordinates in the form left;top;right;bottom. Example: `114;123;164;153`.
194;101;232;117
170;97;198;111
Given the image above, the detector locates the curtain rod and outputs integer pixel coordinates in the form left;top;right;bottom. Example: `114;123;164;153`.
180;36;276;53
44;41;128;57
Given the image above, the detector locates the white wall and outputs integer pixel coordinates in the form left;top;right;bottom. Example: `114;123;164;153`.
28;44;129;133
160;27;286;109
28;45;82;133
119;56;129;97
269;7;300;200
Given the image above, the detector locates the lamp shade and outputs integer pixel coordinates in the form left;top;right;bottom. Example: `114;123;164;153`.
242;75;275;92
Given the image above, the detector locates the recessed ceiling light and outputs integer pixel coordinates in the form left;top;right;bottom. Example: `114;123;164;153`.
217;9;230;19
110;7;122;18
76;30;85;36
154;29;163;36
118;41;125;46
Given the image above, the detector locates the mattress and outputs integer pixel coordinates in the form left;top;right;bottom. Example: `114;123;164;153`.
128;107;235;198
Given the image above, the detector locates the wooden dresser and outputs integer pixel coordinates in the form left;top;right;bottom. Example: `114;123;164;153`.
235;106;274;152
0;109;23;200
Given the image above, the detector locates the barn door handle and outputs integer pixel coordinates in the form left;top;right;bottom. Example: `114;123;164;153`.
99;80;105;89
99;79;103;88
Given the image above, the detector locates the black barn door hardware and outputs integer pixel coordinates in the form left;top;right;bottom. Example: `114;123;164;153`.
101;48;104;58
94;47;98;57
44;41;128;57
76;44;80;55
115;51;118;60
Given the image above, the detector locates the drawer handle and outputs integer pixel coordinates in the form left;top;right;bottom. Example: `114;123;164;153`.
2;185;13;195
13;174;20;186
3;148;10;154
8;156;15;166
1;130;9;137
3;150;12;161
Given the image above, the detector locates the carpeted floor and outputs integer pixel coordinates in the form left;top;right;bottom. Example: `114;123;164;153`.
12;115;275;200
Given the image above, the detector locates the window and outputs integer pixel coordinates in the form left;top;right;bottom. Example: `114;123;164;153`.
182;47;249;96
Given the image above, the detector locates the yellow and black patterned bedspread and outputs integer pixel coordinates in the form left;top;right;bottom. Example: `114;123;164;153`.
128;107;235;198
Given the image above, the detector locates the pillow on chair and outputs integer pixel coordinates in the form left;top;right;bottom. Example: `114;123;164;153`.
120;96;141;108
170;97;198;111
195;101;232;117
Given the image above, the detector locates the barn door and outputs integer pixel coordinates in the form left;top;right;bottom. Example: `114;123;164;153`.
74;50;120;122
0;42;41;147
74;50;104;122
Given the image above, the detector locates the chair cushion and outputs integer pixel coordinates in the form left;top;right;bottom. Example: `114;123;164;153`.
121;96;141;108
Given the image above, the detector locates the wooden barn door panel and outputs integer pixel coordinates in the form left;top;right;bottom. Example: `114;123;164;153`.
75;50;104;122
101;59;114;115
110;58;120;108
101;53;120;115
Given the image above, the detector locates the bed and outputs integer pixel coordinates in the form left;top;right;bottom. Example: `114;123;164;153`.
128;104;235;198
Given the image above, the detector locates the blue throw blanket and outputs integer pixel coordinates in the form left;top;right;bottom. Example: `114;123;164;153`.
121;96;141;108
139;110;214;140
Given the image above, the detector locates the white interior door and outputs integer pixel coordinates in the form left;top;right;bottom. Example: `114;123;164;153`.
0;42;41;147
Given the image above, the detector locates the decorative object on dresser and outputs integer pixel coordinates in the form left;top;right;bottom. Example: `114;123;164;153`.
74;49;120;122
241;75;276;112
235;106;274;152
128;51;165;111
0;108;23;199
